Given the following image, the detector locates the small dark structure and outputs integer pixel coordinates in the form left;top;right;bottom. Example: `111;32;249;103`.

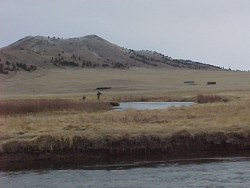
184;81;197;85
82;96;86;100
184;81;195;84
96;87;112;90
97;91;103;100
207;82;216;85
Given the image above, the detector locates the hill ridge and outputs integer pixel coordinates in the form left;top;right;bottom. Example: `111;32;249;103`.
0;35;222;74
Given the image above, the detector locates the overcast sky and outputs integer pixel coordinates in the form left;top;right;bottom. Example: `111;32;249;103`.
1;0;250;70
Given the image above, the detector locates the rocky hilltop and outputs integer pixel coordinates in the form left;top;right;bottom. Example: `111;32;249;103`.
0;35;221;74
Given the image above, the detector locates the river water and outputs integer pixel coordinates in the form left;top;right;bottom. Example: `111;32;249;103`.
113;102;194;111
1;157;250;188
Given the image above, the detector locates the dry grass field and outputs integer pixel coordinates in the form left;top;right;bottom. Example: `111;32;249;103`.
1;101;250;139
1;68;250;100
1;68;250;156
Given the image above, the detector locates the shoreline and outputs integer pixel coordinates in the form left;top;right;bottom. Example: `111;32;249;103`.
1;98;250;171
1;131;250;169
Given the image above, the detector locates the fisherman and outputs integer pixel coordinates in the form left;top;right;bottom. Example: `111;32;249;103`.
97;91;103;100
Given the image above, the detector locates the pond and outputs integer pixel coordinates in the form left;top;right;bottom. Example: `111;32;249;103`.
113;102;194;111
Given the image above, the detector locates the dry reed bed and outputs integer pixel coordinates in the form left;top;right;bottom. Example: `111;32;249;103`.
1;101;250;156
0;99;113;115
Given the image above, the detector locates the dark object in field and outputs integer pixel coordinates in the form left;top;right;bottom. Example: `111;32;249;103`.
110;102;120;106
96;87;112;90
82;96;86;100
207;82;216;85
97;91;103;100
184;81;195;84
184;81;197;85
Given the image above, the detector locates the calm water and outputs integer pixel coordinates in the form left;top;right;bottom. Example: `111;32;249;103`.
1;157;250;188
113;102;194;111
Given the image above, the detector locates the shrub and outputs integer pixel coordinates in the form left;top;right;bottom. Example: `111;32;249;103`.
86;61;92;67
112;62;126;69
82;60;86;67
71;54;76;60
16;63;37;71
30;65;37;71
196;95;228;103
102;63;109;67
60;60;78;66
0;63;3;72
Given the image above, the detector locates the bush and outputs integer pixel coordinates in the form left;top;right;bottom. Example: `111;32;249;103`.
16;63;37;71
196;95;228;103
30;65;37;71
82;60;86;67
102;63;109;67
112;62;126;69
71;54;76;60
60;60;78;66
0;63;3;72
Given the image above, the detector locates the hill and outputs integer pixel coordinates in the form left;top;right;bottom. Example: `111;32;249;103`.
0;35;222;74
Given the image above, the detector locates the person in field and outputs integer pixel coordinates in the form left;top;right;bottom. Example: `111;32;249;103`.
97;91;103;100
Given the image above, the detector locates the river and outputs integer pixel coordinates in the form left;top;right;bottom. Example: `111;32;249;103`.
1;157;250;187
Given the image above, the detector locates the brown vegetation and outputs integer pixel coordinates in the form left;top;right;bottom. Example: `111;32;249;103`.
1;100;250;161
196;94;228;103
0;99;113;115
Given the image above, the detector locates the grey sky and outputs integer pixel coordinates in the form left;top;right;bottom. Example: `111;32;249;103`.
1;0;250;70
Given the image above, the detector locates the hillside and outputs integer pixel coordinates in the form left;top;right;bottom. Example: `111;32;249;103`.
0;35;222;74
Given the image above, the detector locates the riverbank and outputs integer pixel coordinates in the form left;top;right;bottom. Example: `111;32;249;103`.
1;131;250;173
1;131;250;161
1;100;250;164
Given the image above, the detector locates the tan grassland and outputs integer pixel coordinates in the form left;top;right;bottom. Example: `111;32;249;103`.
1;102;250;142
1;68;250;157
1;68;250;100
